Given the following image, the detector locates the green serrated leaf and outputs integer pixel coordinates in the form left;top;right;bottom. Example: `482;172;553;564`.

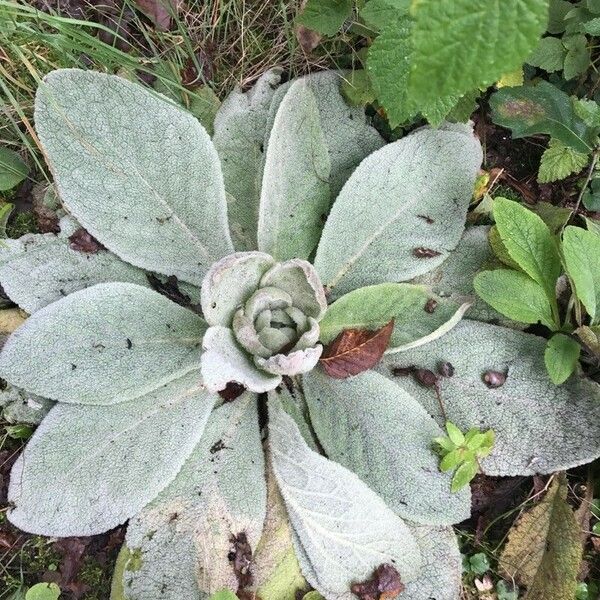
574;98;600;127
360;0;409;31
490;81;595;154
563;34;591;80
527;36;566;72
296;0;353;36
489;225;522;270
408;0;548;110
548;0;573;33
544;333;581;385
583;16;600;34
0;148;28;192
538;139;589;183
493;198;562;307
499;473;582;600
340;70;376;106
563;225;600;324
474;270;556;329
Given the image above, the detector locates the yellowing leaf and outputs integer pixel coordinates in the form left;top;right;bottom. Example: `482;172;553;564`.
499;474;582;600
497;68;524;88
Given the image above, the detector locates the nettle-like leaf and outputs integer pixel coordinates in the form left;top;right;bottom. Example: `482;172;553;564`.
269;400;422;600
379;320;600;476
0;283;205;404
314;124;482;298
213;69;284;251
122;395;265;599
35;69;233;286
0;220;150;314
8;372;214;536
302;369;471;525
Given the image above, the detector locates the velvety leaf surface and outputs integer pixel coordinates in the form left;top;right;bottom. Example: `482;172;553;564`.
252;464;308;600
263;71;384;201
0;384;54;425
123;395;266;599
0;226;150;314
412;226;515;327
303;369;471;525
499;474;582;600
0;283;205;404
319;282;470;350
258;79;331;261
213;69;283;250
34;69;233;285
401;525;461;600
379;320;600;476
269;400;422;600
320;320;393;378
8;372;214;536
314;124;482;298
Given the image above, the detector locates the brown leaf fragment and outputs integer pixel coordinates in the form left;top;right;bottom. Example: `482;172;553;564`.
412;247;441;258
68;228;105;253
134;0;181;31
350;564;405;600
229;531;253;591
499;473;582;600
417;214;435;224
320;320;394;378
414;368;438;388
438;361;455;377
296;25;322;52
424;298;438;313
218;381;246;403
391;365;415;377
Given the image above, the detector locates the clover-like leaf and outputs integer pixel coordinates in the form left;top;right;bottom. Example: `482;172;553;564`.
123;394;265;599
380;320;600;475
259;79;331;261
213;69;284;250
8;372;215;536
314;124;482;298
269;399;422;600
0;283;205;404
34;69;233;285
303;369;471;525
0;227;150;314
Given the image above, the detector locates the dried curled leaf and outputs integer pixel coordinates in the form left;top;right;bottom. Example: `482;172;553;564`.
499;473;582;600
320;320;393;378
350;564;404;600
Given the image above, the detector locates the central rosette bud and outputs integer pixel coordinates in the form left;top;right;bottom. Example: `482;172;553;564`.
199;252;327;393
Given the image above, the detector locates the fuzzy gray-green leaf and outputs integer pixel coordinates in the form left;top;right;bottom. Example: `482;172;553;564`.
379;320;600;476
303;369;471;525
123;395;265;599
0;230;150;313
34;69;233;285
8;372;215;536
314;124;482;298
269;400;422;600
0;283;205;404
258;80;331;261
213;69;283;250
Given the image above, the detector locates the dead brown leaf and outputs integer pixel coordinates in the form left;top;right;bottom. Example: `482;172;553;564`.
296;24;322;53
68;228;105;253
320;320;394;379
134;0;181;31
351;564;405;600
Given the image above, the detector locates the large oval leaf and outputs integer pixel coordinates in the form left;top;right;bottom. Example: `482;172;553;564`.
213;69;283;251
258;79;331;261
314;124;482;298
0;283;205;404
123;395;265;599
303;369;470;525
8;372;215;536
0;230;149;313
380;320;600;476
34;69;233;285
269;400;422;600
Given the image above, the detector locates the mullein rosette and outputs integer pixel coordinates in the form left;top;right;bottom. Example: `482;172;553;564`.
0;68;599;600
